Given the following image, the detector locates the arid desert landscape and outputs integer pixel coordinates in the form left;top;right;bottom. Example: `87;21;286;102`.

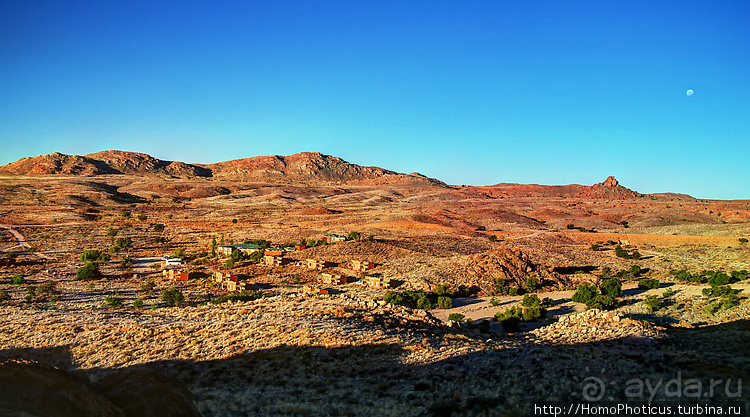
1;150;749;416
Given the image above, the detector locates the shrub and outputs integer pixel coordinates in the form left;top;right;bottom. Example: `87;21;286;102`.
132;297;144;309
136;214;147;221
416;295;432;310
0;291;10;302
703;285;734;298
26;285;37;297
172;248;186;258
572;284;597;304
638;278;660;290
525;276;540;291
38;281;56;295
114;237;132;249
80;249;102;262
384;291;404;305
487;234;498;242
521;294;542;308
590;244;600;251
586;295;615;310
507;287;518;296
489;297;500;307
739;238;748;244
476;225;486;231
495;307;523;332
153;223;165;233
107;228;118;242
707;272;730;287
105;296;123;308
161;287;184;306
600;278;622;298
76;262;101;281
437;296;452;309
644;295;661;312
447;313;465;323
11;275;24;285
120;209;131;218
494;278;509;295
629;264;641;276
433;284;452;296
224;259;235;269
347;231;361;240
730;270;749;281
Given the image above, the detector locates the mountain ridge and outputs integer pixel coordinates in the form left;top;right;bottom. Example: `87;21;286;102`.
0;150;673;198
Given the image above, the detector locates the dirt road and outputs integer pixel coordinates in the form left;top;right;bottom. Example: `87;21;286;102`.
0;223;51;259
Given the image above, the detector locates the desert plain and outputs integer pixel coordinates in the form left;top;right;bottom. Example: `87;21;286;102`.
0;150;749;416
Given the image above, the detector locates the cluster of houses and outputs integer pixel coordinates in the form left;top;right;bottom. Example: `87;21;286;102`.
160;235;392;294
212;271;252;292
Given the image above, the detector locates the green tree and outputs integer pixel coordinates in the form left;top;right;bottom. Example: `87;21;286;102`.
600;278;622;298
161;287;184;307
76;262;102;281
347;231;361;241
525;276;540;291
437;296;452;309
572;284;597;304
448;313;465;323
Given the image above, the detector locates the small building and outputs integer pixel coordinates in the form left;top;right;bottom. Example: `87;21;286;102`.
323;234;347;243
301;285;329;296
163;269;189;282
217;244;262;257
350;260;375;272
304;258;336;270
321;273;347;285
264;249;285;257
363;276;392;289
294;244;306;251
263;255;290;267
212;271;237;284
224;278;252;292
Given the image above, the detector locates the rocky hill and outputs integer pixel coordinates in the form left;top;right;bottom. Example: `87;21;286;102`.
480;176;643;199
205;152;439;185
0;150;440;185
0;151;210;178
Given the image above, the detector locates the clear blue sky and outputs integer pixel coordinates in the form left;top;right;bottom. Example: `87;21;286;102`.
2;1;748;199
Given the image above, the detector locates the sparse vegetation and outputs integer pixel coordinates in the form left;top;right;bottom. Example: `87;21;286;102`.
105;296;123;308
76;262;102;281
160;287;184;307
638;278;660;290
447;313;465;323
644;295;661;312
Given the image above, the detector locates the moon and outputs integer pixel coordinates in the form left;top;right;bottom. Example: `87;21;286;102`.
686;89;694;96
